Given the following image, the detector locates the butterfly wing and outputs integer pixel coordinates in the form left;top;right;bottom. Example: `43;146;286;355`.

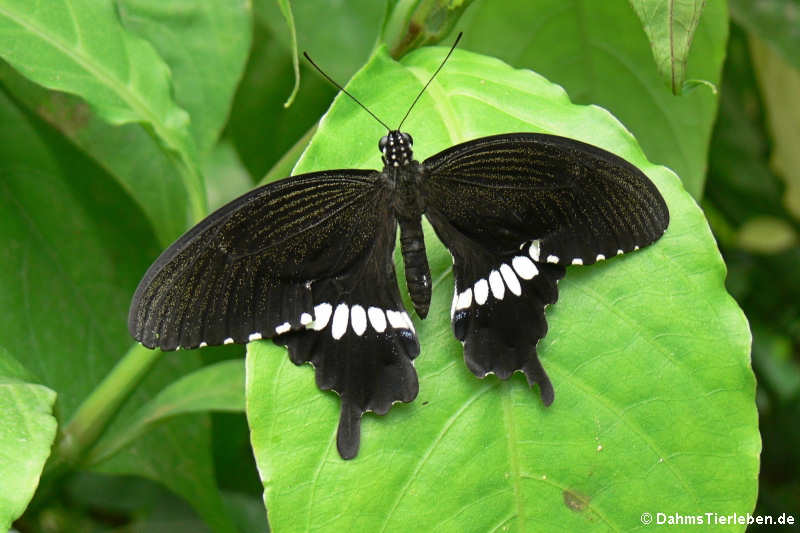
129;170;419;459
422;133;669;402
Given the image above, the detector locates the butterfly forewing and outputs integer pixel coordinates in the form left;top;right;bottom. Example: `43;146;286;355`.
421;133;669;399
130;170;386;348
423;133;668;261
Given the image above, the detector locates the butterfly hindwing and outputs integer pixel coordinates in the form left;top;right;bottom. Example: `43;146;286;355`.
422;133;669;400
273;230;420;459
129;170;420;458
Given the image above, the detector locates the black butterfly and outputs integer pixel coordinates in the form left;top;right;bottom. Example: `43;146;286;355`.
129;35;669;459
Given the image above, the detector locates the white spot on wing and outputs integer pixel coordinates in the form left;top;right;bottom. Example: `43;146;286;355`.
546;254;559;264
474;278;489;305
300;312;313;325
489;270;505;299
199;342;207;348
500;264;521;296
331;303;349;339
350;305;367;336
450;285;457;319
456;287;473;310
596;254;606;261
529;240;541;262
368;307;387;332
617;249;624;255
223;337;234;345
571;258;583;265
634;245;640;251
248;332;262;341
512;256;538;279
386;310;406;329
275;322;291;335
313;303;332;331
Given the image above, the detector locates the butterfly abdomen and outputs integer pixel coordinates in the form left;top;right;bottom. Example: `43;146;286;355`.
398;216;432;319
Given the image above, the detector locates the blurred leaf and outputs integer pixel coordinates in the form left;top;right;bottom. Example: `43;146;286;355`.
255;0;384;83
0;88;234;533
88;360;245;465
706;24;787;225
0;0;206;222
736;216;797;253
224;19;333;181
454;0;728;198
706;24;800;345
222;492;270;533
246;45;757;531
730;0;800;71
65;473;217;533
116;0;252;157
0;65;190;246
751;327;800;403
203;139;253;211
0;347;57;531
0;0;251;245
628;0;707;93
749;35;800;220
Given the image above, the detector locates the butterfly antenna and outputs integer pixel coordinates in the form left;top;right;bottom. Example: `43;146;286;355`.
303;52;392;131
396;32;463;131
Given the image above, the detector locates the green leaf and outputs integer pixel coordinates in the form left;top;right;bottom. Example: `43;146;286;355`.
454;0;728;198
0;0;205;225
0;87;234;533
0;347;57;531
246;46;758;531
116;0;252;158
88;360;245;465
749;35;800;220
736;216;797;254
0;66;190;246
628;0;707;93
0;0;251;245
225;19;334;181
256;0;385;84
730;0;800;72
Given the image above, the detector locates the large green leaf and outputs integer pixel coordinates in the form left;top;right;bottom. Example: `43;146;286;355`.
0;0;205;225
0;0;251;246
0;65;188;247
453;0;727;198
246;46;757;531
117;0;252;157
0;347;57;531
0;90;235;533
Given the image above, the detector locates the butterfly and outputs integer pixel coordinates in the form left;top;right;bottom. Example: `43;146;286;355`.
128;34;669;459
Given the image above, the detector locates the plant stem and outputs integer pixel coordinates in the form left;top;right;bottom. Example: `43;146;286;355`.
52;343;163;468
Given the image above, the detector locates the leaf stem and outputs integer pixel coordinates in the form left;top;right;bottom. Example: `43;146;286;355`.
53;343;163;467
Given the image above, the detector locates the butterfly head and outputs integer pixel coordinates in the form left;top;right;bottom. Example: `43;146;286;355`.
380;131;414;168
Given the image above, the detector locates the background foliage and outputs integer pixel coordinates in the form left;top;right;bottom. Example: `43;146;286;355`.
0;0;796;531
